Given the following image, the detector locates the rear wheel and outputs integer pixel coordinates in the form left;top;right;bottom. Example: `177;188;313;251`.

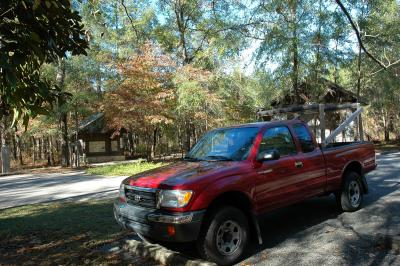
197;206;249;265
336;171;363;212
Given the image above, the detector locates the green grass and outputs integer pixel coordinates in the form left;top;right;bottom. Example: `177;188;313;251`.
0;200;146;265
374;142;400;152
86;161;165;176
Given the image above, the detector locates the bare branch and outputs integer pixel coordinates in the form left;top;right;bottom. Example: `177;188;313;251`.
364;33;380;38
335;0;400;71
370;59;400;76
0;7;14;18
120;0;138;39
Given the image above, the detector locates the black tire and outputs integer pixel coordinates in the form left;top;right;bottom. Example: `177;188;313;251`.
197;206;249;266
336;171;363;212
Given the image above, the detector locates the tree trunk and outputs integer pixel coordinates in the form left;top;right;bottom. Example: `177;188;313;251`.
15;126;23;165
384;129;390;142
185;119;191;152
357;44;362;98
12;130;17;160
50;136;55;166
314;0;323;84
38;138;43;160
151;127;158;160
290;1;300;103
46;137;51;166
57;58;70;167
96;74;102;94
32;137;36;165
43;138;47;161
178;126;184;158
192;124;197;145
56;139;59;153
334;38;339;84
128;131;134;155
74;107;80;168
382;113;390;142
1;116;10;173
174;2;191;64
356;7;365;99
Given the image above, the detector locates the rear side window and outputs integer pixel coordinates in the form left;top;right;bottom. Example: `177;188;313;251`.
258;126;296;156
293;124;315;153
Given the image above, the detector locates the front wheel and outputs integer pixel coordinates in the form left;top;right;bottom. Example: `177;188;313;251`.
197;206;249;266
336;171;363;212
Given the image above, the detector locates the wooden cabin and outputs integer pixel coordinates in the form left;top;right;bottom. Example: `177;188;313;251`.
76;113;125;164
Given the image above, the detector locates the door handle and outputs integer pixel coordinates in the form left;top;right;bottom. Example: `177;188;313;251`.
295;161;304;168
258;169;273;174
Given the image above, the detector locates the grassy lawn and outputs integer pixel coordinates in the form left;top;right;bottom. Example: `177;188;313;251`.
86;161;165;176
374;142;400;152
0;200;153;265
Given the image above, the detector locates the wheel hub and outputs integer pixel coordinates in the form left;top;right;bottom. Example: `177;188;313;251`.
216;220;241;255
348;180;361;207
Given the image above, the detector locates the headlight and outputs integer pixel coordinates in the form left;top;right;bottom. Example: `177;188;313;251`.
158;190;193;208
119;183;126;202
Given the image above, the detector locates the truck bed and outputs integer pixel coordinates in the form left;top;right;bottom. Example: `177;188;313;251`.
322;141;366;150
320;141;376;192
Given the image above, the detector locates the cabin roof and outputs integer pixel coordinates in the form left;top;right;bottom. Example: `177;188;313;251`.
271;78;367;107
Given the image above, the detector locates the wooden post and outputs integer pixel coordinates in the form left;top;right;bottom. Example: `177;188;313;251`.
354;103;359;141
319;104;325;145
358;114;364;141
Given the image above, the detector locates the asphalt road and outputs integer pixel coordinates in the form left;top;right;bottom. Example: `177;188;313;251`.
237;151;400;265
0;171;125;209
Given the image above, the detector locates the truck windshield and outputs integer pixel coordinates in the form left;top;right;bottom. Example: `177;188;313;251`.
186;127;259;161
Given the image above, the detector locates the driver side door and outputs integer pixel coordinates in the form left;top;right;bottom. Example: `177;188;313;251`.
255;126;304;213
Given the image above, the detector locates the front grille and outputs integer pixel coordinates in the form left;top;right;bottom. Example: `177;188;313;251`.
125;186;157;209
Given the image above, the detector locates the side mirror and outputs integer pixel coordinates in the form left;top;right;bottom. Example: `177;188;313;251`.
257;149;280;161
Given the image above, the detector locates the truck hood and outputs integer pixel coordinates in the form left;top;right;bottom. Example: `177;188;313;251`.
125;160;241;189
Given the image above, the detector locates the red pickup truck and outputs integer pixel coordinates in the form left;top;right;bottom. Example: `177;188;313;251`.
114;120;376;265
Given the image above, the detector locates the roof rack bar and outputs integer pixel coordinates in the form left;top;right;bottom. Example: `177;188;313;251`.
257;102;359;117
323;106;363;145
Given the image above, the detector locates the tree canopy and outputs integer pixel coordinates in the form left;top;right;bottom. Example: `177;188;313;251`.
1;0;400;167
0;0;88;125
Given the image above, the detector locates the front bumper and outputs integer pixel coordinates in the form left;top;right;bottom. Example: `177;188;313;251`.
113;200;205;242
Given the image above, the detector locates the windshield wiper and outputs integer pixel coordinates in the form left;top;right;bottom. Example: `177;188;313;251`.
204;155;233;161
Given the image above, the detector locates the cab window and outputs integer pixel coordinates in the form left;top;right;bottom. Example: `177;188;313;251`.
293;123;315;153
258;126;296;156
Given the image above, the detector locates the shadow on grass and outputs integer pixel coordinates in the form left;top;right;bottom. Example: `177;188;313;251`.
0;200;141;265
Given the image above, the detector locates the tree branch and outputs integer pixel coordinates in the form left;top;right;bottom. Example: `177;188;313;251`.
335;0;400;71
120;0;138;39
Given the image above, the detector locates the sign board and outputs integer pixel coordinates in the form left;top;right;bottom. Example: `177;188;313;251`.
89;141;106;153
111;140;119;152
